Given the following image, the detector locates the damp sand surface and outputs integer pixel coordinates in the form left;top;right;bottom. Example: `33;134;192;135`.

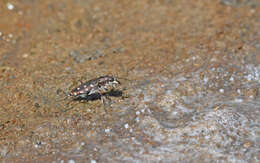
0;0;260;162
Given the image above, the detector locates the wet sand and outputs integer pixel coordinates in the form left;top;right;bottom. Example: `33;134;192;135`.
0;0;260;162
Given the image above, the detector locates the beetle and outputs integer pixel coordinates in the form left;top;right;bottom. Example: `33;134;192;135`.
69;76;120;97
68;75;121;108
57;75;127;112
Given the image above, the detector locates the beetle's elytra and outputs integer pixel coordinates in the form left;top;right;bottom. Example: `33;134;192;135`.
68;75;121;100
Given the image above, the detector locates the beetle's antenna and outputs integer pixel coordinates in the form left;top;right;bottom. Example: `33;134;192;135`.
56;88;77;112
116;77;132;81
56;88;70;102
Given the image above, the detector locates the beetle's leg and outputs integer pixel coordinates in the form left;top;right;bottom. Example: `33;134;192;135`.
61;99;75;112
119;87;130;100
121;93;129;100
101;93;114;112
79;76;87;84
56;88;70;102
105;95;112;105
101;95;108;113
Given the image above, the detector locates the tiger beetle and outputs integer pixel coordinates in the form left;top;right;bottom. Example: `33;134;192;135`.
61;75;123;112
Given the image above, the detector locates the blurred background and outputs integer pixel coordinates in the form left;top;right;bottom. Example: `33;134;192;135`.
0;0;260;162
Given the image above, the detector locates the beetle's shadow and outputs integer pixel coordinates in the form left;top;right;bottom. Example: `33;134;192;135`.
72;90;123;102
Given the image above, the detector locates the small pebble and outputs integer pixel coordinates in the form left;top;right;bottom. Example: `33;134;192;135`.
219;89;224;93
234;98;243;103
245;74;253;81
135;117;139;123
7;3;14;10
18;11;23;15
136;111;140;115
65;67;71;71
203;77;208;83
90;160;97;163
80;142;85;146
22;53;29;58
215;50;220;54
229;76;234;82
124;123;129;129
104;128;110;133
8;34;13;38
68;160;75;163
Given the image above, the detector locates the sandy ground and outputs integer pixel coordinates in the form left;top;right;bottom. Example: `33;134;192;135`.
0;0;260;162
